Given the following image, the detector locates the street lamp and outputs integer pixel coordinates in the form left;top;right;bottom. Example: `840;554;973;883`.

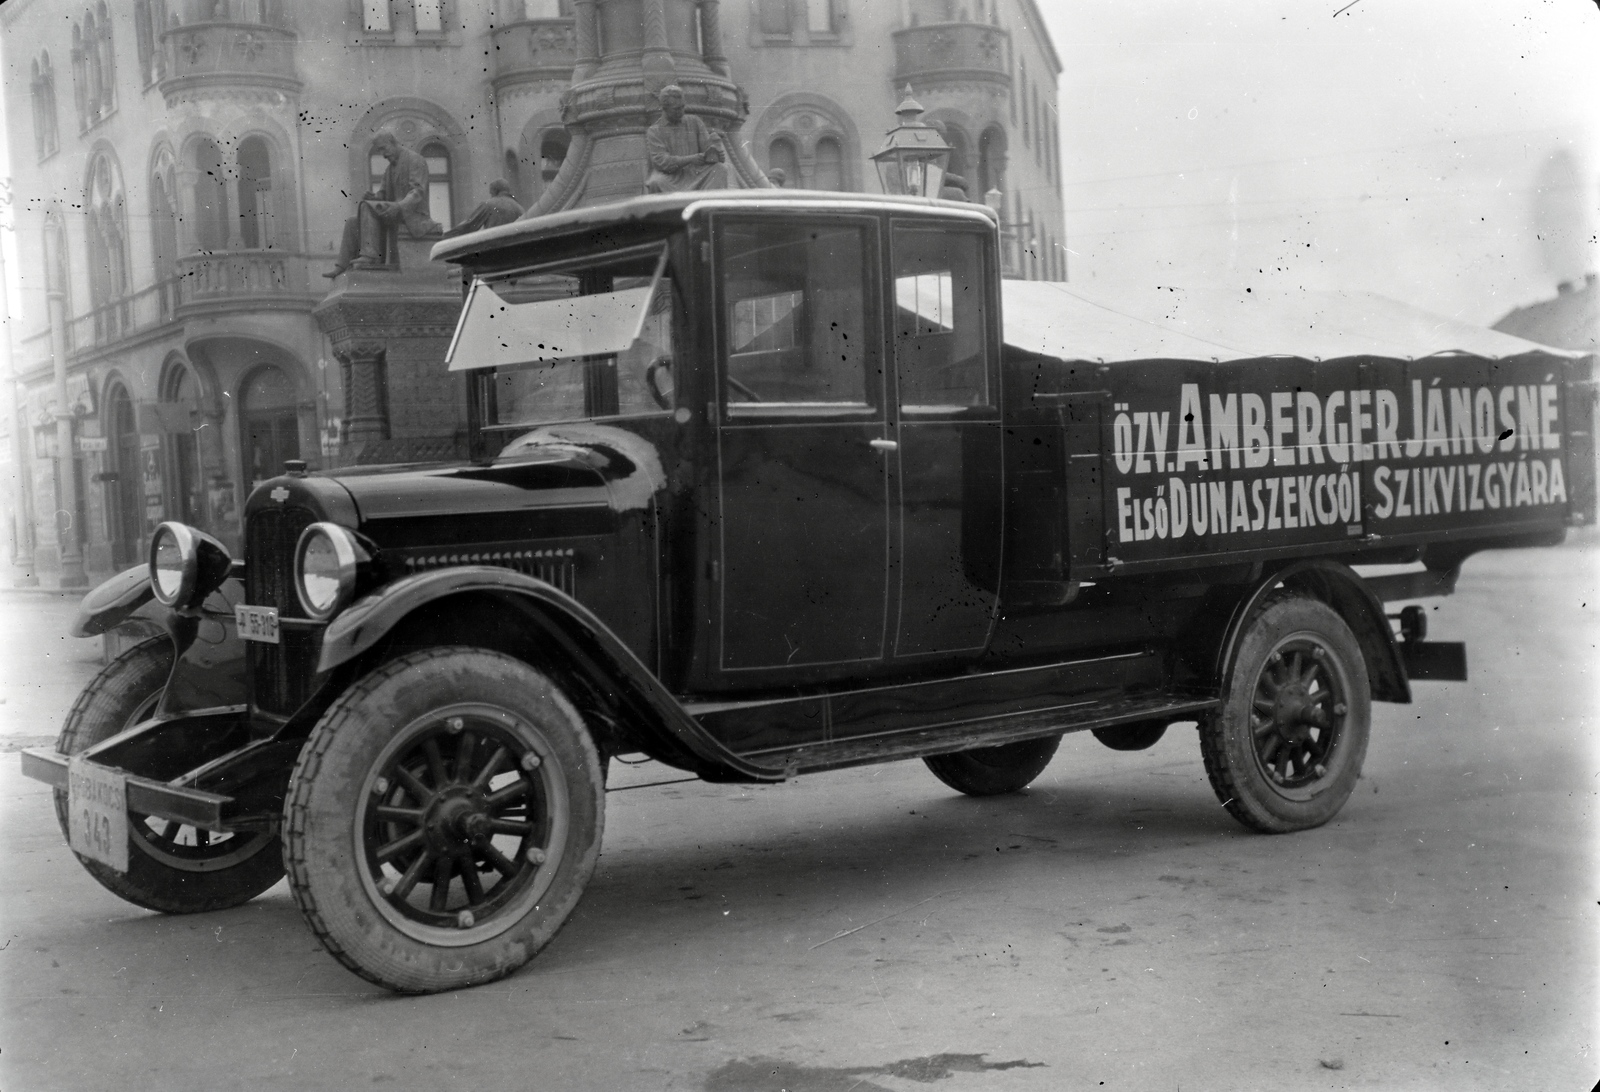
872;86;951;199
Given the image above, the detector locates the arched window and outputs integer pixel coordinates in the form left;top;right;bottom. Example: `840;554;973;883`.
94;3;116;119
150;147;180;311
539;130;569;184
192;137;229;251
978;125;1007;202
422;140;453;231
165;365;207;526
105;383;144;567
767;137;799;186
43;217;71;315
241;366;301;488
86;152;130;316
31;55;60;160
134;1;155;85
938;124;970;197
812;136;844;191
236;136;274;248
502;148;522;204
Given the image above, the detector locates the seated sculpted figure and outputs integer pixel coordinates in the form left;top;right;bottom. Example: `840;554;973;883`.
644;85;728;193
325;131;441;278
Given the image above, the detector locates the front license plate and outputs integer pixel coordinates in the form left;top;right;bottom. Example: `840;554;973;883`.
67;757;129;873
236;604;280;644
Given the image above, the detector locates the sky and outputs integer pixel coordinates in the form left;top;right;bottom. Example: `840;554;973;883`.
1037;0;1600;324
2;0;1598;329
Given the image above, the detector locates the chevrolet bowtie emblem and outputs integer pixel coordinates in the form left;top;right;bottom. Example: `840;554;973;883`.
270;486;290;503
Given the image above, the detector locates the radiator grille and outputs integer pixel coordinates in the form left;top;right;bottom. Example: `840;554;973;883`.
400;546;577;597
244;505;320;717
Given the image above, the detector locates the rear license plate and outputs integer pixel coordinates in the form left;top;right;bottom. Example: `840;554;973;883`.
236;604;280;644
67;757;129;873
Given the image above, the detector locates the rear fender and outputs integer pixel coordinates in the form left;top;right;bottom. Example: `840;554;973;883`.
1215;559;1411;704
320;567;784;782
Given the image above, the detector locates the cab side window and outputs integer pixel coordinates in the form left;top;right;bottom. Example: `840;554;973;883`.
892;227;990;409
719;221;872;409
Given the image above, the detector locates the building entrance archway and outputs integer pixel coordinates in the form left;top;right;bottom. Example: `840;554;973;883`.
240;365;302;489
106;383;144;568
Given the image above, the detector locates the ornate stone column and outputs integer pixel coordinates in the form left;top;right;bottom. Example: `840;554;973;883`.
338;341;388;449
571;0;600;82
640;0;676;91
698;0;729;77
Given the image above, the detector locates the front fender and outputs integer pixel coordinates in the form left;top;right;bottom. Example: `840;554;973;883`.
71;564;155;637
320;567;785;782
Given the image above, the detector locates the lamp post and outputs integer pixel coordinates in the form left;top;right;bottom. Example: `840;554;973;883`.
871;86;951;199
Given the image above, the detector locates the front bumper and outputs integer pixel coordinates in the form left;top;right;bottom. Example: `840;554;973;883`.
21;748;234;829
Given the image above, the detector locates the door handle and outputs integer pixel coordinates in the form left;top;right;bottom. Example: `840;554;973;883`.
868;438;899;452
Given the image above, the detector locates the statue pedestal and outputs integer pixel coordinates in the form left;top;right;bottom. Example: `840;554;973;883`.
314;239;468;466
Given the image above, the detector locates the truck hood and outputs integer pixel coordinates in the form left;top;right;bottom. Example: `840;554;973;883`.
332;422;666;522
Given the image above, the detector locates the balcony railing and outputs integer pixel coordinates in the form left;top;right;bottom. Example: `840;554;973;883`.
158;20;300;99
175;250;313;316
893;23;1010;90
66;278;181;353
489;19;578;91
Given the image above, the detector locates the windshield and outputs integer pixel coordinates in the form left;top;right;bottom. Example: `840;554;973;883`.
449;244;677;430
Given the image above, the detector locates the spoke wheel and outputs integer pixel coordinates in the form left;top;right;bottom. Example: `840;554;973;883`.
284;647;604;993
359;704;567;944
1201;593;1371;833
53;637;284;912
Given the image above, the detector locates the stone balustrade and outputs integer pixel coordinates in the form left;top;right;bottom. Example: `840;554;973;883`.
893;23;1010;91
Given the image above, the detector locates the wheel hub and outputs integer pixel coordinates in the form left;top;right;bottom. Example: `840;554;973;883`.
424;789;492;854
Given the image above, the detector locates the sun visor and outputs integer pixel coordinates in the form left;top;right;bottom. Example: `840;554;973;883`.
446;280;657;373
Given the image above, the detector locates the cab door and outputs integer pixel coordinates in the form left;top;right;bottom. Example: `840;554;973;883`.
888;222;1003;660
712;216;891;678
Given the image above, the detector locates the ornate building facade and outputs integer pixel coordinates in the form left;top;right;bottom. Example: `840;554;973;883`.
0;0;1062;587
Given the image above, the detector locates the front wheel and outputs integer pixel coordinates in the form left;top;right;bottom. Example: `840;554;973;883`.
1200;594;1371;833
923;734;1061;797
283;648;605;993
53;637;285;913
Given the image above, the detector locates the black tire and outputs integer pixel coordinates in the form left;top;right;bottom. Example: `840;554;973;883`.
1200;594;1371;833
52;637;285;913
283;647;605;994
1092;720;1169;751
923;734;1061;797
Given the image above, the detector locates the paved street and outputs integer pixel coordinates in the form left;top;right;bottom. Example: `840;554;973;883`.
1;539;1596;1092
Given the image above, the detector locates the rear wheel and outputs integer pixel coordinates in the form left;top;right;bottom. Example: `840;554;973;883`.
283;647;605;993
53;637;285;913
1200;594;1371;833
923;735;1061;797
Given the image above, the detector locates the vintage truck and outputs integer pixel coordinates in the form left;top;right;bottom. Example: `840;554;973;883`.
21;191;1596;993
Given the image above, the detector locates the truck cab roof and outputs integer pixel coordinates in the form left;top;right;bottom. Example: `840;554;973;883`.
430;190;1000;268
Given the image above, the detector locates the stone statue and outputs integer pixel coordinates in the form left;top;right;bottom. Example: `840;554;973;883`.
643;85;728;194
325;131;440;278
767;168;786;188
442;179;525;237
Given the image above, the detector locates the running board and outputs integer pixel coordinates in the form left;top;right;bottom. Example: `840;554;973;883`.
742;692;1219;776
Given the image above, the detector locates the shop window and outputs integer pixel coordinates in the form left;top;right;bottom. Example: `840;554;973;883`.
241;366;301;488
